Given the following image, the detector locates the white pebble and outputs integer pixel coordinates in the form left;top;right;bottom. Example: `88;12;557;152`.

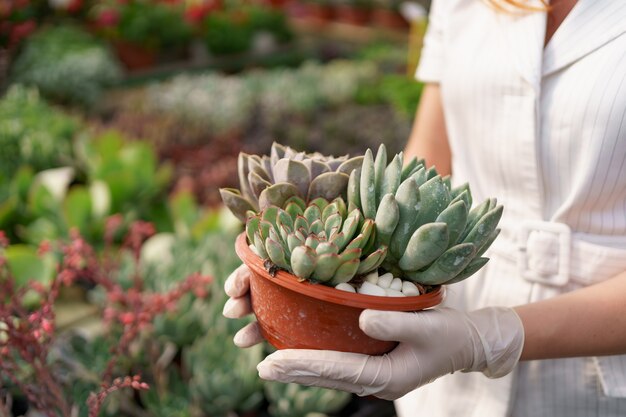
364;271;379;284
390;277;403;291
385;289;406;297
335;283;356;293
377;273;393;288
358;281;387;297
402;281;421;296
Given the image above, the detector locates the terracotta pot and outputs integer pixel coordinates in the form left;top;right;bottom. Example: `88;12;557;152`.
113;41;157;71
333;5;371;26
235;233;444;355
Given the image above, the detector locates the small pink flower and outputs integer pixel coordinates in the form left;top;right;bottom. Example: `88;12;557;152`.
97;8;120;27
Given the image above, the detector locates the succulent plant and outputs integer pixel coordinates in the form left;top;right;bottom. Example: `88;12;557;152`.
246;196;387;285
349;144;503;286
265;381;352;417
220;142;364;222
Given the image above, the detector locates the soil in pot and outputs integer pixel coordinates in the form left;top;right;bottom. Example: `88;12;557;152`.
235;233;444;355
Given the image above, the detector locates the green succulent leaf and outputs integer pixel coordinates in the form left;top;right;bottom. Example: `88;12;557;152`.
308;172;349;202
258;183;300;211
356;246;387;275
329;259;360;285
219;188;255;222
435;200;468;247
347;168;361;212
375;193;400;247
290;246;317;279
311;253;341;282
405;243;476;285
359;149;377;219
398;222;449;271
390;177;420;260
444;256;489;284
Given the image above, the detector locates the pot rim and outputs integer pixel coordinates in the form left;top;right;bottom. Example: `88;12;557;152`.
235;233;444;311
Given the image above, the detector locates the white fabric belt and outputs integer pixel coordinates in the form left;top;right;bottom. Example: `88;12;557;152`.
488;220;626;288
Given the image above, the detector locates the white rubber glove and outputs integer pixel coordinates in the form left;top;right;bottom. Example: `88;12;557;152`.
222;264;265;347
256;307;525;401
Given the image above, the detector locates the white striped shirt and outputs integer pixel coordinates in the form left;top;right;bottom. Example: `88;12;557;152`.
395;0;626;416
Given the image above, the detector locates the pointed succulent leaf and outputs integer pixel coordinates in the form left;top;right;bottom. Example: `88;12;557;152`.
304;235;320;250
398;223;449;271
375;193;400;246
303;159;331;178
321;202;339;224
258;183;299;211
332;197;347;219
359;219;376;250
405;243;476;285
345;233;366;251
324;213;343;238
359;149;377;219
308;172;350;202
270;142;286;167
373;144;388;204
401;157;417;180
442;175;452;191
390;178;420;260
248;170;272;198
339;248;362;263
245;215;260;244
426;166;438;180
462;205;504;250
258;220;273;240
316;241;339;255
219;188;256;222
410;167;428;188
253;232;268;259
330;231;348;250
288;232;303;254
340;210;361;241
356;246;387;275
381;154;403;200
279;224;290;248
450;183;472;206
285;196;306;210
444;257;490;284
266;239;290;270
309;197;329;213
268;226;284;248
303;204;322;225
337;156;365;176
261;206;280;229
477;228;501;257
311;253;341;282
329;259;360;285
450;190;472;212
276;209;294;231
294;228;306;242
436;200;468;246
294;215;309;233
237;154;254;202
309;219;324;235
285;201;304;220
272;159;311;198
347;169;361;213
290;246;316;280
414;176;451;227
459;199;491;241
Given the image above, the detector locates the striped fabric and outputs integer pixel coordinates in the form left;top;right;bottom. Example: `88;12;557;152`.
395;0;626;416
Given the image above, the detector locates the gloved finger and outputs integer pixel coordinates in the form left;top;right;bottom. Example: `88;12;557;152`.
224;264;251;298
233;322;264;348
359;309;443;344
222;294;252;319
257;349;392;396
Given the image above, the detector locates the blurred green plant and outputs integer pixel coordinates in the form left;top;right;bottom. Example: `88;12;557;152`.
202;10;254;55
379;74;425;118
10;25;122;106
265;382;352;417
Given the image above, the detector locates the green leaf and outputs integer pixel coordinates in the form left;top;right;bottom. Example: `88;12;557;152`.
3;244;56;288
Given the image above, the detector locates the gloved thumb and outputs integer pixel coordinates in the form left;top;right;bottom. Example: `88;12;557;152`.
359;309;441;343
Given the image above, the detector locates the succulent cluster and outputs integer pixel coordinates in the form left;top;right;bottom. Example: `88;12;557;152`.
348;145;503;285
220;142;363;222
221;143;503;288
246;197;387;285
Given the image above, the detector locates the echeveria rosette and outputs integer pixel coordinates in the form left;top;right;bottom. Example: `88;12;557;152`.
349;144;503;286
220;143;364;222
246;196;387;286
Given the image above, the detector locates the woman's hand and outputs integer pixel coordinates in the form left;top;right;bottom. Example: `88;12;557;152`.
256;307;525;401
222;265;265;347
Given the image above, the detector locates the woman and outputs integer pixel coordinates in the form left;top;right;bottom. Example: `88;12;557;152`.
223;0;626;415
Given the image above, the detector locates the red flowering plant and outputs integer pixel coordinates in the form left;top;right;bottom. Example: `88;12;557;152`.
0;0;40;50
0;220;213;417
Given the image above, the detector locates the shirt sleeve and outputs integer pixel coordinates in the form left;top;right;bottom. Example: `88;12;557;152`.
415;0;446;83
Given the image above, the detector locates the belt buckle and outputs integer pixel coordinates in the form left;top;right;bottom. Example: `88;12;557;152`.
517;220;571;286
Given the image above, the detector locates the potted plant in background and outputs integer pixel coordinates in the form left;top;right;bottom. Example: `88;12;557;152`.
370;0;409;30
91;0;192;70
220;143;503;355
333;0;372;26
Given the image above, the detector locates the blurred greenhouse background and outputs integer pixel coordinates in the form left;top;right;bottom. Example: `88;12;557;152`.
0;0;429;416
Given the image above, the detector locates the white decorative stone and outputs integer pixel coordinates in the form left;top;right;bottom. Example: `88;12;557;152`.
390;277;403;291
401;281;420;296
335;283;356;293
385;289;405;297
364;271;379;284
358;281;387;297
377;273;393;288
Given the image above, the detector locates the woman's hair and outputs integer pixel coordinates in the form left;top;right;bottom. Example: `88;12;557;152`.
485;0;549;12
